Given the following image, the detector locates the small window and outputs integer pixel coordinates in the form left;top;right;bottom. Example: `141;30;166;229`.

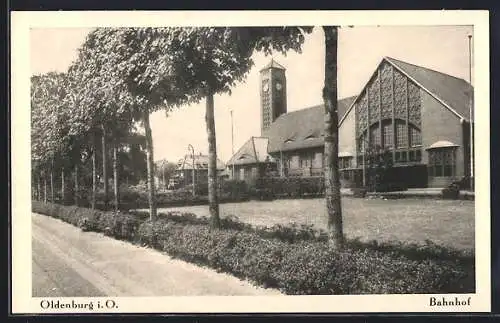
428;148;456;177
396;121;407;148
400;151;407;162
415;150;422;162
300;152;314;168
370;125;381;148
383;122;393;149
410;126;422;147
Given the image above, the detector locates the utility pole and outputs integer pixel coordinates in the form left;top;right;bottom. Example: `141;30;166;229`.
230;109;235;180
468;34;474;191
188;144;195;197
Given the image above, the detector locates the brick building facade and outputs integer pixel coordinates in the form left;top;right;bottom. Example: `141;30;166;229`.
227;57;474;188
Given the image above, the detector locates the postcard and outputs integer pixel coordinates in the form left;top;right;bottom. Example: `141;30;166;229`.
10;10;490;313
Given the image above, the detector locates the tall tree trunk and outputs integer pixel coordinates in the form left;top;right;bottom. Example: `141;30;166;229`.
323;26;344;250
37;175;41;201
143;111;157;220
44;174;47;203
50;170;54;203
61;168;65;204
113;141;120;212
92;135;97;210
74;164;79;206
50;158;55;203
102;125;109;210
205;92;220;228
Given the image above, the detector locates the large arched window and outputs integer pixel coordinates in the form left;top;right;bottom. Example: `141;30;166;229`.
357;119;422;164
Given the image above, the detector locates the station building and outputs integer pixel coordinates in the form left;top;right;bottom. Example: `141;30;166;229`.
227;58;474;188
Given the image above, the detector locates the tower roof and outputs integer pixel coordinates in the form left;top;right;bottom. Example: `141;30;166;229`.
260;58;286;72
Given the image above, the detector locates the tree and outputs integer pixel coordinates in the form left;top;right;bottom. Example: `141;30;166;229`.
154;159;177;190
321;26;343;249
119;132;148;185
226;26;344;248
31;72;74;204
88;27;201;220
167;27;313;228
69;29;141;210
165;27;254;227
66;49;105;209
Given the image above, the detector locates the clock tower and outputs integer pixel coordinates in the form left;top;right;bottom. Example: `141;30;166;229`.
260;59;287;135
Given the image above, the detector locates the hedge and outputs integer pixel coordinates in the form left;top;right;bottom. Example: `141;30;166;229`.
254;177;325;199
76;184;250;211
32;201;475;295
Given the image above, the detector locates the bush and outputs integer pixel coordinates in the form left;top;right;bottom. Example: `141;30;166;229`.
220;180;250;200
374;182;408;192
254;177;324;198
442;183;460;199
32;201;139;240
351;187;367;198
32;201;475;295
452;176;472;190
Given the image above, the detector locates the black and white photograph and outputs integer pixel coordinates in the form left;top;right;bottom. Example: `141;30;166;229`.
11;10;490;313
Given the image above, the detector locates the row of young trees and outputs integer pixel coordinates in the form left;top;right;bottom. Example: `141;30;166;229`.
31;26;345;249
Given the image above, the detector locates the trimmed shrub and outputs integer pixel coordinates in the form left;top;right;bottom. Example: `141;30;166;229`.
220;180;250;200
32;201;139;240
453;176;472;190
374;182;408;193
442;183;460;200
32;201;475;295
255;177;325;198
351;187;368;198
88;183;251;211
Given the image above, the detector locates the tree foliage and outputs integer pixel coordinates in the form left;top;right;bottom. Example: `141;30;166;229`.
31;26;344;247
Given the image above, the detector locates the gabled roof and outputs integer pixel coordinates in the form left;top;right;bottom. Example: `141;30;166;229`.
265;96;357;153
340;57;474;126
177;154;225;170
260;58;286;72
227;136;274;166
385;57;473;120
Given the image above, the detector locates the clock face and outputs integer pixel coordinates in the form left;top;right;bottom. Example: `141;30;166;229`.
275;82;283;91
262;81;269;92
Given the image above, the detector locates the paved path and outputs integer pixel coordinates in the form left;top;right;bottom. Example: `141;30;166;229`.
32;213;281;297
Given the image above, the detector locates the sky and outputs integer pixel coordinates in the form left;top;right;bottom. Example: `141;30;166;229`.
30;25;474;164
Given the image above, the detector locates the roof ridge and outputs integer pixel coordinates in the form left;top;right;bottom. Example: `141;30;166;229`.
385;56;471;85
251;136;258;161
227;137;256;165
278;96;357;118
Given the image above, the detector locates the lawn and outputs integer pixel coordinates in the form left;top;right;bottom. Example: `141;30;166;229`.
153;197;475;251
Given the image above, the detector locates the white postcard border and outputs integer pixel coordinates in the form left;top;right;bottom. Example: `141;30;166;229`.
11;10;491;313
